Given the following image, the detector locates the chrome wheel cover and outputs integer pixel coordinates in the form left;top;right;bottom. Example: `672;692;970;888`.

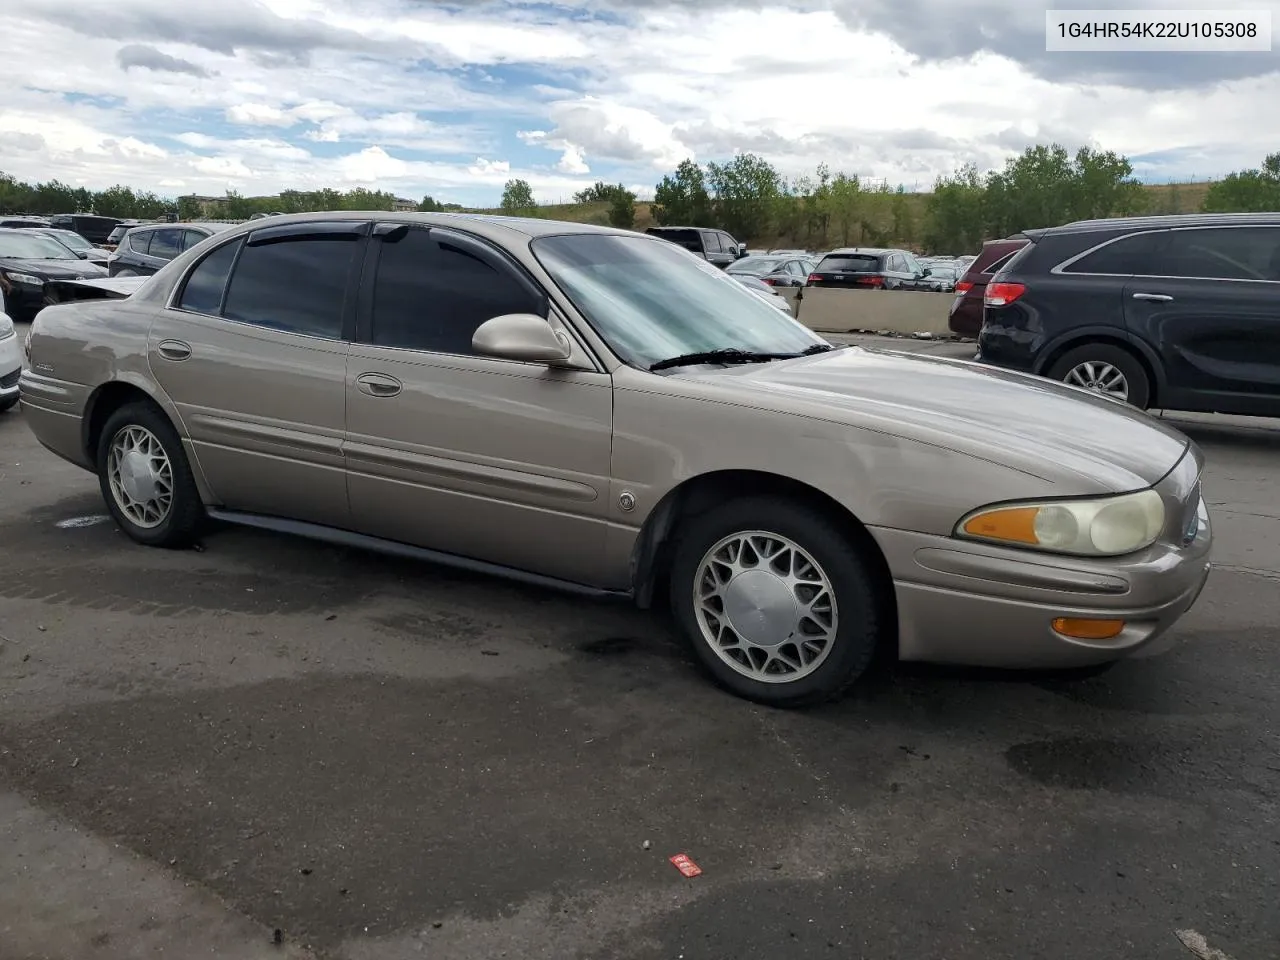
107;425;173;529
1064;361;1129;401
693;531;838;684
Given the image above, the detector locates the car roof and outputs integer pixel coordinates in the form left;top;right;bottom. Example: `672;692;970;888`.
824;247;899;256
190;210;636;244
1029;212;1280;238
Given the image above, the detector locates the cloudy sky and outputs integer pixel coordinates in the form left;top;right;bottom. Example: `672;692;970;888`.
3;0;1279;206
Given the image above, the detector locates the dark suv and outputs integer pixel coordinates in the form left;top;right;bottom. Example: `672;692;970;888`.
978;213;1280;416
806;247;933;290
109;222;235;277
645;227;745;268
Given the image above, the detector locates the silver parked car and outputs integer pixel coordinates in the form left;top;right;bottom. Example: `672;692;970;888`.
20;213;1213;707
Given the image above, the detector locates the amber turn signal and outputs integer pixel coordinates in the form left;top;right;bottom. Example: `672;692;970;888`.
1051;617;1126;640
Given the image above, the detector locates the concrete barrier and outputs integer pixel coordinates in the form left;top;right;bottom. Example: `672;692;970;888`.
793;287;953;337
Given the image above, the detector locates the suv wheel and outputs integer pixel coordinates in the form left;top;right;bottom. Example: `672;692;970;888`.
668;496;884;708
1047;343;1151;409
96;401;204;547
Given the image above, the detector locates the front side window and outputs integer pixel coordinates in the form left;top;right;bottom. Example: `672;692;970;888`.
702;232;722;253
1063;231;1162;275
370;227;544;354
223;234;358;338
532;233;823;369
1158;227;1280;282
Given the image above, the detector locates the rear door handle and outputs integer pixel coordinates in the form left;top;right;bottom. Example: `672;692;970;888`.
156;339;192;361
356;372;402;398
1132;292;1173;302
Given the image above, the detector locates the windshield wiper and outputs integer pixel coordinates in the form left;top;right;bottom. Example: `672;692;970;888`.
649;342;835;372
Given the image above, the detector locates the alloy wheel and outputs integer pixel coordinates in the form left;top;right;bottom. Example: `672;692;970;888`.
1064;360;1129;401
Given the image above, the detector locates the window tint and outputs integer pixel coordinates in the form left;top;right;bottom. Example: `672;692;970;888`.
1159;227;1280;282
1063;232;1161;275
370;228;545;354
702;232;722;253
719;233;737;253
223;235;358;338
182;229;210;251
178;241;240;315
148;229;183;261
126;230;150;255
979;251;1018;276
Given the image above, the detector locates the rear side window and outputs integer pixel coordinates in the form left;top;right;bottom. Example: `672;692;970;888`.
1158;227;1280;282
817;254;882;272
370;228;545;355
977;251;1018;276
182;229;210;251
177;241;240;314
147;229;184;261
1062;232;1162;275
223;235;359;338
126;230;151;255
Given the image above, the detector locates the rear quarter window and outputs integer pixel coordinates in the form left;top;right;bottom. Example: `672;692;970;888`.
1061;231;1164;276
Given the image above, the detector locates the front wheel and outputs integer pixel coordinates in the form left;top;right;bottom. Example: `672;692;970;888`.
95;401;205;547
0;396;17;414
1046;343;1151;409
669;496;886;708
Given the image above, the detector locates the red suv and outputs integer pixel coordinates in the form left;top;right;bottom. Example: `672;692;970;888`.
947;237;1028;337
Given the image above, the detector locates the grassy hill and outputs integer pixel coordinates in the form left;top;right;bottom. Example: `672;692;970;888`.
470;181;1214;249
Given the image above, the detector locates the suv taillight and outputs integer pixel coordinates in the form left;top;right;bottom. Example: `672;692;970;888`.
984;282;1025;307
806;273;821;283
954;280;973;295
857;275;884;288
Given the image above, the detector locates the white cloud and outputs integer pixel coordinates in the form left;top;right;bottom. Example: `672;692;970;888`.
226;102;295;127
555;144;589;175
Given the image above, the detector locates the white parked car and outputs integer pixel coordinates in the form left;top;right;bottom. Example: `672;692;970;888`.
0;311;22;413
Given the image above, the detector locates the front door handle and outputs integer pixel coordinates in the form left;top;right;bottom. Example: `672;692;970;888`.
1132;292;1174;302
356;372;402;398
156;339;192;361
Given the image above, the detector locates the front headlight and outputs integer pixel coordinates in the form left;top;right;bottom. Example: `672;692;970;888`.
0;313;13;340
3;272;43;287
956;489;1166;557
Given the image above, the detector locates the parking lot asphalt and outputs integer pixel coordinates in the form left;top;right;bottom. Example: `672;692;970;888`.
1;325;1277;960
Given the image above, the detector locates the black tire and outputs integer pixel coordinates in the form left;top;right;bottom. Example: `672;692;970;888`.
95;400;205;548
668;496;886;708
0;397;17;414
1046;343;1151;409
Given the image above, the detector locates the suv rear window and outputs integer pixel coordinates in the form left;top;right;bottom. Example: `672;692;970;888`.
816;254;882;272
646;228;702;253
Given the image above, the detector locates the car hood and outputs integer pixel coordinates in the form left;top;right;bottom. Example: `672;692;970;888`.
0;257;108;279
684;346;1191;491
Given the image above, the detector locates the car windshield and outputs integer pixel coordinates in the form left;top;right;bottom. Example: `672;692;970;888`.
0;233;80;259
727;256;785;276
532;234;823;368
43;230;92;251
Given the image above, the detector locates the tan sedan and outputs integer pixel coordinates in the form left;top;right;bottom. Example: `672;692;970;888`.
19;214;1212;707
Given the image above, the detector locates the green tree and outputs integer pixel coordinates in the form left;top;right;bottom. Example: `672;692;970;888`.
418;195;444;212
607;188;636;229
890;185;915;246
824;172;862;245
574;181;630;204
651;158;712;226
1203;153;1280;212
500;178;537;214
93;184;138;218
923;163;987;253
705;153;782;241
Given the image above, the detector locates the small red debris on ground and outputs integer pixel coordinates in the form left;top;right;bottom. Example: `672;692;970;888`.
669;854;702;878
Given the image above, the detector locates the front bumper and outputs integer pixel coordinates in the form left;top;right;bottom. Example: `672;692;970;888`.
870;453;1213;668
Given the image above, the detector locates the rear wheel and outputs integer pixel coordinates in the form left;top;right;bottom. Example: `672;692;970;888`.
1046;343;1151;409
668;496;886;708
95;401;204;547
0;397;17;414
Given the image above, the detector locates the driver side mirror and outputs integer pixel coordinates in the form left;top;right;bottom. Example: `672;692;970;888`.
736;244;748;259
472;313;573;364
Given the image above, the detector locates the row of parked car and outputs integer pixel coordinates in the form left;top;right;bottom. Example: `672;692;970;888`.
643;226;971;296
